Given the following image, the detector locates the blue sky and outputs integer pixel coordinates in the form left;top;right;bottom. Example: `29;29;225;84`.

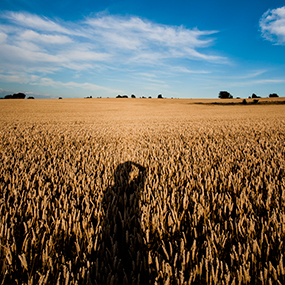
0;0;285;99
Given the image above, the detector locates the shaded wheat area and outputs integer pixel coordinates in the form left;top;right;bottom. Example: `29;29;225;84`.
0;99;285;284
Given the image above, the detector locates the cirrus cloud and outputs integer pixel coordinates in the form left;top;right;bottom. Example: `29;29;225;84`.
2;11;72;34
0;11;225;73
0;11;226;97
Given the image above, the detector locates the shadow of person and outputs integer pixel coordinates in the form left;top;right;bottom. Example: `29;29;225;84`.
95;161;148;285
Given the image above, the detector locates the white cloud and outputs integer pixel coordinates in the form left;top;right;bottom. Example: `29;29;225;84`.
61;49;111;62
21;30;73;44
86;15;215;48
253;78;285;84
0;11;226;96
0;42;61;63
0;70;122;94
3;11;72;34
0;11;224;72
170;66;210;74
205;72;285;88
33;77;122;93
227;78;285;88
259;6;285;44
0;31;7;43
86;14;223;62
0;72;31;84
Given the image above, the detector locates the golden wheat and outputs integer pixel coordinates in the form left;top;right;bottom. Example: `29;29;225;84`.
0;98;284;284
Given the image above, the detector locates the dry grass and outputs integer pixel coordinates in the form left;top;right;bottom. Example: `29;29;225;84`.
0;98;284;284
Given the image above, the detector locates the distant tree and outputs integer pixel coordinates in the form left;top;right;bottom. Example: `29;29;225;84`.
252;93;261;98
218;91;233;99
122;95;128;98
116;95;122;98
148;96;152;99
253;99;259;104
269;93;279;98
158;94;163;98
242;99;247;105
27;96;34;99
4;95;13;99
59;97;62;99
131;94;136;98
13;93;26;99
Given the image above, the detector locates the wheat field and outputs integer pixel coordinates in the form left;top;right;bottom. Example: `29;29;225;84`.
0;98;284;284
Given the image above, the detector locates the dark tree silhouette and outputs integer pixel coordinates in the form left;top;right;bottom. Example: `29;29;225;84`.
14;93;26;99
218;91;233;99
157;94;163;98
269;93;279;98
4;93;26;99
131;94;136;98
95;161;148;284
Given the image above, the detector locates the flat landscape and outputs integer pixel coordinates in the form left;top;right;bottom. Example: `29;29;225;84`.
0;98;285;284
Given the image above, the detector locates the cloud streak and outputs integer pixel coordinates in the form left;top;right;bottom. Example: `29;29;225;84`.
0;11;225;72
0;11;228;97
34;77;123;92
259;6;285;44
2;11;72;34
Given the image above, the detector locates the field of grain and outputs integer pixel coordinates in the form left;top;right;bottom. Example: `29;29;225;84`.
0;98;284;284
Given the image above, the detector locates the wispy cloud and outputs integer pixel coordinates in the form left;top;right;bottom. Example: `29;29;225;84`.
0;11;227;96
20;30;73;44
2;11;72;34
259;6;285;44
219;70;268;80
252;78;285;84
0;71;122;94
199;68;285;91
85;14;223;62
34;77;122;93
0;11;225;72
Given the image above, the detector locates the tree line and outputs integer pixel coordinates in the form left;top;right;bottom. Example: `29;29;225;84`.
1;93;35;99
219;91;279;99
116;94;163;98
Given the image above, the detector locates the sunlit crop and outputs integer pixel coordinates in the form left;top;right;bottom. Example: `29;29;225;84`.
0;99;284;284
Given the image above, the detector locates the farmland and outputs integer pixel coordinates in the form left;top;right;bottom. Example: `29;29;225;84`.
0;98;285;284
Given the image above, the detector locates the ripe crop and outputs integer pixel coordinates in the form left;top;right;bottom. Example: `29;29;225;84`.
0;99;284;284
